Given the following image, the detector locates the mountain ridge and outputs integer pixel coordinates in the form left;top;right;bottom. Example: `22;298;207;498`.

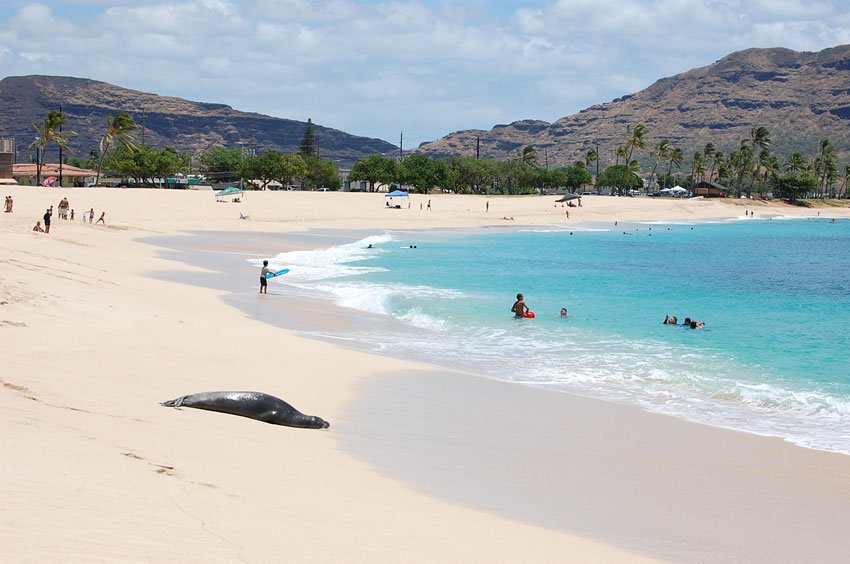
417;45;850;166
0;75;396;167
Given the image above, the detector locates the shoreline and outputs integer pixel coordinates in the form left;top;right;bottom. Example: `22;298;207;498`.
146;225;850;562
3;186;850;562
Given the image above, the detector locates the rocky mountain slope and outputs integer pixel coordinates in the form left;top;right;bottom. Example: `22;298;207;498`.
418;45;850;166
0;75;396;167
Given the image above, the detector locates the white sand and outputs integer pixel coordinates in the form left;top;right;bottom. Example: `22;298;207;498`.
2;186;849;562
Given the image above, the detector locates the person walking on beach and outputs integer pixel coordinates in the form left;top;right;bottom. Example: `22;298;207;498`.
259;260;274;294
511;293;529;318
42;208;52;234
70;209;75;221
427;199;431;211
89;208;94;224
96;212;106;225
486;200;489;213
58;197;69;219
4;195;12;213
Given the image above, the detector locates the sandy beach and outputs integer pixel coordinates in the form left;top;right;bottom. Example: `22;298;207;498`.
3;185;850;563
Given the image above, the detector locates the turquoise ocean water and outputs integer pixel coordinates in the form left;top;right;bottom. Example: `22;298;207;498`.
259;216;850;454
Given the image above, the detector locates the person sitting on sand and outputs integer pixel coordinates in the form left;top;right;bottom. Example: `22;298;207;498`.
511;293;529;318
32;221;44;232
96;212;106;225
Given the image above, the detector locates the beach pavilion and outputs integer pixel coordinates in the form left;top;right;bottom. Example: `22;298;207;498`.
12;163;97;187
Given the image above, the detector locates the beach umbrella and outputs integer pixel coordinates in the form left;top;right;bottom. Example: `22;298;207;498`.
385;190;409;197
556;193;581;202
216;186;244;197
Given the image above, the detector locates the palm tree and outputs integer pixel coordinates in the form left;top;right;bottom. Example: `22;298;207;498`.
745;126;771;153
666;147;684;186
615;145;627;166
816;139;836;197
96;112;138;185
709;150;724;184
520;145;539;168
690;151;706;188
839;165;850;199
624;123;649;164
647;139;671;191
732;144;754;196
585;147;598;177
702;143;716;182
784;153;808;175
29;110;75;187
713;152;728;185
758;153;779;195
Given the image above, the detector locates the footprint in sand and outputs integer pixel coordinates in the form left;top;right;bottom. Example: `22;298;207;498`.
122;451;178;477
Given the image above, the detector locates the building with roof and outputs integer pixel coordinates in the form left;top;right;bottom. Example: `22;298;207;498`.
12;163;97;187
693;181;728;198
0;139;14;184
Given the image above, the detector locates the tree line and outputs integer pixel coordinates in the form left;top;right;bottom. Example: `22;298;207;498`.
29;107;849;201
347;148;591;195
29;112;341;190
581;123;848;201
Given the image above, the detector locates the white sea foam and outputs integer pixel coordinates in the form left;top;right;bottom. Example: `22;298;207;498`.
307;316;850;454
269;226;850;455
249;234;394;282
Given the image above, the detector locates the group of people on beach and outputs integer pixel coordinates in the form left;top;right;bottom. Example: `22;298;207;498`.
26;198;107;234
4;195;13;213
663;315;705;329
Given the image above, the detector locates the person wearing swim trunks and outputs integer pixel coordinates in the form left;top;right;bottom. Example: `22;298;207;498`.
260;260;274;294
511;293;529;318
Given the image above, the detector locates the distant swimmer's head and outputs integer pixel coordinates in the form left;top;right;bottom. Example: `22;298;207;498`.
263;260;269;266
560;308;567;316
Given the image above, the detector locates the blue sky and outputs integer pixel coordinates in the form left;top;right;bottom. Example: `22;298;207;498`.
1;1;848;148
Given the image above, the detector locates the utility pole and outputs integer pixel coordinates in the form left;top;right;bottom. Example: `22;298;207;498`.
58;105;63;187
545;148;549;170
316;129;320;157
476;136;480;159
399;132;403;162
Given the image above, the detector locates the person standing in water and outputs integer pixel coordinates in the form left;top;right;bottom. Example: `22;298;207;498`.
259;260;274;294
511;293;529;318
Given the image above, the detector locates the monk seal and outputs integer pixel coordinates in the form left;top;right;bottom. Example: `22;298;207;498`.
160;391;329;429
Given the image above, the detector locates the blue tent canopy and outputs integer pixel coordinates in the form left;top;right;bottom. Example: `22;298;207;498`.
385;190;409;197
216;186;244;197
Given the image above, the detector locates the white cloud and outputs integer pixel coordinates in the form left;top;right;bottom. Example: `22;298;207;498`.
0;0;846;146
